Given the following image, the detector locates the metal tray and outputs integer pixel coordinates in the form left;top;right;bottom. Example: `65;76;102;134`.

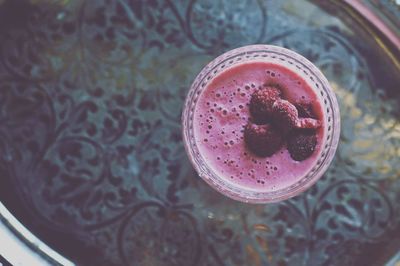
1;0;399;265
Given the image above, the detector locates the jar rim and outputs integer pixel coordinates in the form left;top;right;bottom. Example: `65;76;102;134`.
182;45;340;203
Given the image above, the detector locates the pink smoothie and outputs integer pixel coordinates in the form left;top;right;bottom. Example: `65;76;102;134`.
193;62;325;192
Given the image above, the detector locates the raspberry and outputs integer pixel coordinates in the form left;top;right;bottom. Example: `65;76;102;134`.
295;102;316;118
287;131;317;161
294;102;321;129
244;122;283;157
272;99;299;132
297;118;321;129
249;86;281;124
273;100;321;131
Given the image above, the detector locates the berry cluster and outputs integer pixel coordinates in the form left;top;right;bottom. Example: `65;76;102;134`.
244;86;321;161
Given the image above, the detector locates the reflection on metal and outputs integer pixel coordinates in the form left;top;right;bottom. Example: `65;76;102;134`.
339;0;400;71
343;0;400;50
385;252;400;266
0;203;74;266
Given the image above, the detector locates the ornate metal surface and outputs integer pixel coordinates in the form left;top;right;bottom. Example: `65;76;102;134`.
0;0;399;265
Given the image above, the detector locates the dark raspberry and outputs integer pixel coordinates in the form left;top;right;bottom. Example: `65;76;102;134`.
244;122;283;157
295;102;316;118
287;131;317;161
294;102;321;129
297;118;321;129
249;86;282;124
272;99;299;133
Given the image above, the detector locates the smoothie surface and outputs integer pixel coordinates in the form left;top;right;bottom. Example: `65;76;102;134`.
193;62;324;192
